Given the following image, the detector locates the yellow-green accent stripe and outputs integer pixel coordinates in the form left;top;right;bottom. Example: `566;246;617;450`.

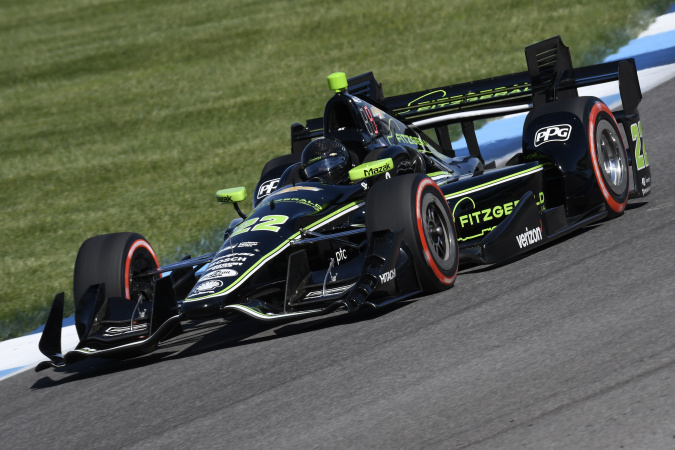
444;165;543;200
185;201;364;302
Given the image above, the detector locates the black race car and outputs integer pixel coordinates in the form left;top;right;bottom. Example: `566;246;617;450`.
37;36;651;371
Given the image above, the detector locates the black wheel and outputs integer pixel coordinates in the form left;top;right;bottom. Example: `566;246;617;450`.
366;173;458;293
73;232;159;337
588;102;629;218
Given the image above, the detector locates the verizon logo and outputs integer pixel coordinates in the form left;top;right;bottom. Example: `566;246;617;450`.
516;226;543;249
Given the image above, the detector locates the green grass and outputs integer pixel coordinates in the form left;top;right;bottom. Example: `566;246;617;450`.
0;0;671;340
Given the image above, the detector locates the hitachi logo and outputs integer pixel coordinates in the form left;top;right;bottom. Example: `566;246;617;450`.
516;226;543;249
379;268;396;284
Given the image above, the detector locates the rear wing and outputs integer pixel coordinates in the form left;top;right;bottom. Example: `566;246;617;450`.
291;36;642;158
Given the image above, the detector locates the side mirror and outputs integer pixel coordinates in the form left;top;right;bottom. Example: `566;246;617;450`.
216;187;248;218
216;187;247;203
348;158;394;182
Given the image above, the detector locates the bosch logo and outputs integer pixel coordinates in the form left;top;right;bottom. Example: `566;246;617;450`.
534;124;572;147
257;178;279;199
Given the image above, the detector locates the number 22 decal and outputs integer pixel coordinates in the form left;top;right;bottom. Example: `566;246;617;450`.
631;121;649;170
231;215;288;237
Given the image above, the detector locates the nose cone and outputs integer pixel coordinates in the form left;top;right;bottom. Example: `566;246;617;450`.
180;294;226;319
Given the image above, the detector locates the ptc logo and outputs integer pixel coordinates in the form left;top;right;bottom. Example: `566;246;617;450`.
335;248;348;265
534;124;572;147
257;178;279;199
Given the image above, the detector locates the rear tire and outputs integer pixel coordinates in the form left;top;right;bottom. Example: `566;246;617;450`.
366;173;458;293
588;102;629;218
73;233;159;337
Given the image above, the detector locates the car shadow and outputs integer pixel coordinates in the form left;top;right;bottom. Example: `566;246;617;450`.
458;223;601;275
30;301;412;388
153;301;411;359
34;202;648;388
30;351;175;389
30;205;639;389
458;199;648;277
625;200;648;211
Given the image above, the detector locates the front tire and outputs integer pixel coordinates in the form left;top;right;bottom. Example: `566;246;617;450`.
73;232;159;338
366;173;458;293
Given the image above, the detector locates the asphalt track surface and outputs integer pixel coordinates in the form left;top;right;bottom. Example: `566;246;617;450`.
2;81;675;449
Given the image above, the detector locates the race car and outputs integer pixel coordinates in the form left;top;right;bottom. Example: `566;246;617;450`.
36;36;651;371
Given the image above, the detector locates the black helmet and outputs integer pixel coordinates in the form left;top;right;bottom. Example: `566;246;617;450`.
301;138;352;184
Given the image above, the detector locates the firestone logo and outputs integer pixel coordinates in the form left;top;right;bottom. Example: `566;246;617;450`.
534;124;571;147
200;269;238;281
193;280;223;293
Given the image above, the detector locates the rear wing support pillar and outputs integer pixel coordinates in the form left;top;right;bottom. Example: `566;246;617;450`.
460;121;484;164
434;125;455;158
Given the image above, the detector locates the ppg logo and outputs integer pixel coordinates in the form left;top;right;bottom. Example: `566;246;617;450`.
534;124;572;147
257;178;279;199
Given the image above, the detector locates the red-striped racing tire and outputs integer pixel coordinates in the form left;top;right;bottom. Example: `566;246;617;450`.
73;232;159;338
366;173;458;293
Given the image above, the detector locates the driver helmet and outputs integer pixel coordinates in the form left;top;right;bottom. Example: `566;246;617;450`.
301;138;352;184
